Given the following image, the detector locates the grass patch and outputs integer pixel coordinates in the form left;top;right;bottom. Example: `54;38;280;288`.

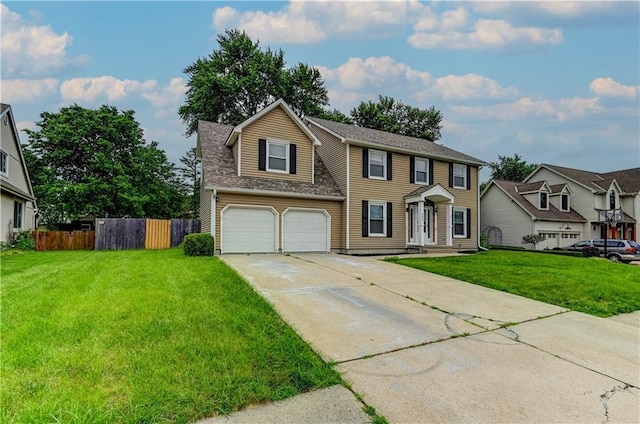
1;249;341;423
388;250;640;317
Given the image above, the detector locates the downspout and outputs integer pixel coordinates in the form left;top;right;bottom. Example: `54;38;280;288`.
478;185;488;251
345;144;350;251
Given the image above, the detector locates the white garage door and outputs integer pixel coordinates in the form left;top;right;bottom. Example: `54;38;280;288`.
283;209;329;252
222;206;277;253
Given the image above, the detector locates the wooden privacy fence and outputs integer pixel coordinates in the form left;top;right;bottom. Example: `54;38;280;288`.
95;218;200;250
33;230;95;251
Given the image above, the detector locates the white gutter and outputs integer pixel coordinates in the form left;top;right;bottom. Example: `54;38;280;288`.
208;186;345;201
346;144;350;250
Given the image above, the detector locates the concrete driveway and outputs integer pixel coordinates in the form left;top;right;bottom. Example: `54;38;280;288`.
220;253;639;423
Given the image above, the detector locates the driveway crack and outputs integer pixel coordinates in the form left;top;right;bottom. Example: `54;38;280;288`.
600;383;632;423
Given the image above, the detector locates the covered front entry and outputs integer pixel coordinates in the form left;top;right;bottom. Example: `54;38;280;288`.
404;184;455;248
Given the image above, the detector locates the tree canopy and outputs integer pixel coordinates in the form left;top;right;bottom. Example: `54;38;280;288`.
179;29;329;135
23;104;184;226
347;95;443;141
178;147;200;218
488;154;538;182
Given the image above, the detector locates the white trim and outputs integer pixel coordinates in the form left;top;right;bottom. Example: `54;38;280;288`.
446;204;453;246
346;144;350;250
237;134;242;177
404;183;455;204
282;207;331;252
368;201;387;237
452;207;467;238
0;149;8;177
306;118;346;143
220;204;279;254
414;157;429;185
452;163;467;189
539;191;549;210
209;186;345;201
368;149;387;180
266;139;289;173
312;146;315;184
226;99;322;147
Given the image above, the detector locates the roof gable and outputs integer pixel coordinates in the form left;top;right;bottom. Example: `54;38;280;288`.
226;99;321;147
527;163;640;194
0;103;36;201
306;116;485;166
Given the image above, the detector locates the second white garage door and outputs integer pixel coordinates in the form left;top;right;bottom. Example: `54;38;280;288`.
282;209;330;252
221;206;278;253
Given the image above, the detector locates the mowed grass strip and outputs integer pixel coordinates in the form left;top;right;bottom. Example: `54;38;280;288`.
1;249;341;424
389;250;640;317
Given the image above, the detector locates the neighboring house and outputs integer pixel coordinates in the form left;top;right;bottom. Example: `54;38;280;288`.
198;99;485;254
481;164;640;249
0;104;37;242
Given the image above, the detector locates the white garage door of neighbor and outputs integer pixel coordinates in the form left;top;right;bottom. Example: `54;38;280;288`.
222;207;277;253
283;210;329;252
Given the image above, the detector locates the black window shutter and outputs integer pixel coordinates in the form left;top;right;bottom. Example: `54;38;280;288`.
386;152;392;180
466;165;472;190
289;144;297;174
448;163;454;187
362;200;369;237
429;159;434;185
386;202;393;238
258;139;266;171
409;156;415;183
466;208;472;239
362;148;369;178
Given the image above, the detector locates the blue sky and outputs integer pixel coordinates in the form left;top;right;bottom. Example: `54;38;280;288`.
2;1;639;182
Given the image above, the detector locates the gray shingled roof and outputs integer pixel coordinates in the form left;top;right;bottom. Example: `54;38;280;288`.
306;117;485;165
516;181;545;193
0;103;9;115
549;183;567;194
198;120;344;198
541;164;640;194
493;180;587;222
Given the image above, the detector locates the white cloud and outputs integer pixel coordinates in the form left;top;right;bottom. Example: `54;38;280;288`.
421;74;519;101
453;96;603;122
589;77;639;99
408;19;563;51
142;77;187;117
1;4;89;77
0;78;59;103
16;120;37;134
60;76;157;103
212;0;426;44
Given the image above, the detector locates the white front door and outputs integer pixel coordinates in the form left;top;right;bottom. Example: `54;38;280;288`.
409;205;434;245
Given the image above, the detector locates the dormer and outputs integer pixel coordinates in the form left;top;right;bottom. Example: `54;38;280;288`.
516;181;551;211
549;183;572;212
224;99;321;184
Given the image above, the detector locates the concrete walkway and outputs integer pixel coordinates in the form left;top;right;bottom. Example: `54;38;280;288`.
201;253;639;423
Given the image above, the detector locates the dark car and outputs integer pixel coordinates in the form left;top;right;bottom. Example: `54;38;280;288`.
558;239;640;263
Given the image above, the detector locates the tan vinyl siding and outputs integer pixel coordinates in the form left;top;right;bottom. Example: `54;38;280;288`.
200;187;212;234
240;107;313;183
311;125;347;194
348;144;479;251
480;185;533;247
214;192;343;252
232;141;239;172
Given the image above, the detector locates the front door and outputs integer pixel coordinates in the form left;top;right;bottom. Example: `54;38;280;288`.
409;205;433;244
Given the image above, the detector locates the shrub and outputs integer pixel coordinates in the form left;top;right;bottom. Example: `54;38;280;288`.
582;246;600;258
183;233;215;256
6;230;35;251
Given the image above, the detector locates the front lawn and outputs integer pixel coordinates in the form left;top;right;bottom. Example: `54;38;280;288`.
388;250;640;317
1;249;341;424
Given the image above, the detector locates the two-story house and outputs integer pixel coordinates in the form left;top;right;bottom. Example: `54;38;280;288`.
0;104;37;242
198;99;485;254
481;164;640;249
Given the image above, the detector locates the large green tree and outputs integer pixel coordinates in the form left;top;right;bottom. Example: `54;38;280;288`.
178;147;200;218
179;29;329;135
349;95;443;141
23;104;184;226
480;154;538;192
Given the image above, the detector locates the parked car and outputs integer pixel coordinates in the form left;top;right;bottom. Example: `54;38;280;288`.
556;239;640;263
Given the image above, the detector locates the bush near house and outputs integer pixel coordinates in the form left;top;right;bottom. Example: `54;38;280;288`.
183;233;215;256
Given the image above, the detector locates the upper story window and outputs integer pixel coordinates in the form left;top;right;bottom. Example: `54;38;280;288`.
0;150;7;176
540;192;548;210
609;190;616;209
369;150;386;179
561;194;569;211
415;158;428;184
453;163;467;188
259;138;297;175
267;141;288;173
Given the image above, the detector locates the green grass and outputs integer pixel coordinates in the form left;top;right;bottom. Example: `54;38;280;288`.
388;250;640;317
1;249;341;424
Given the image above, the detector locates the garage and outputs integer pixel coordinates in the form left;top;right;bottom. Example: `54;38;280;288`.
221;206;278;253
283;208;330;252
